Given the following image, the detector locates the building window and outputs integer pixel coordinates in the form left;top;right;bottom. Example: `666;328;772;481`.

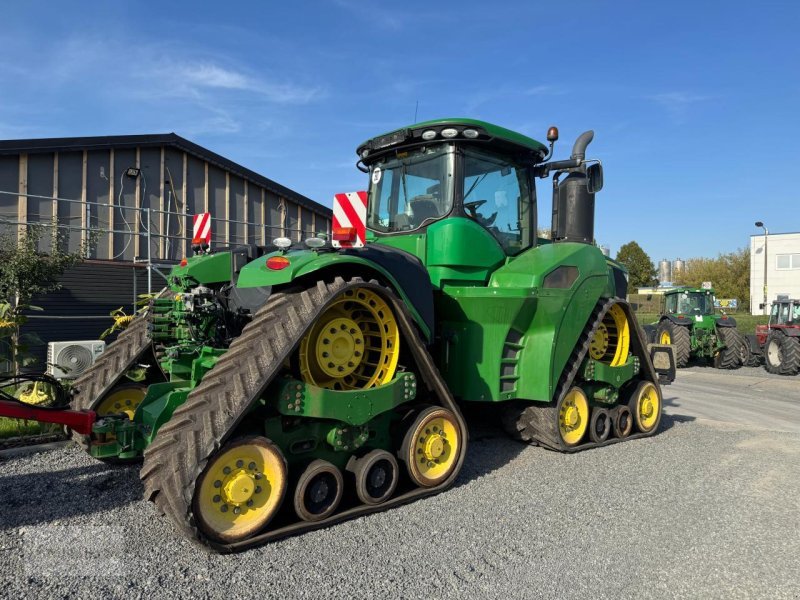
776;253;800;270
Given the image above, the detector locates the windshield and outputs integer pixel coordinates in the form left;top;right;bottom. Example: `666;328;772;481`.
366;145;454;233
676;291;715;315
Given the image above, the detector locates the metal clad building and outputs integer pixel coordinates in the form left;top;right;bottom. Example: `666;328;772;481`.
0;133;332;262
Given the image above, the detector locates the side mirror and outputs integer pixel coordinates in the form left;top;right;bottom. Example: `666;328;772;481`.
586;163;603;193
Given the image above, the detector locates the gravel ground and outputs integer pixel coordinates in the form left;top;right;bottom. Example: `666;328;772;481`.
1;379;799;599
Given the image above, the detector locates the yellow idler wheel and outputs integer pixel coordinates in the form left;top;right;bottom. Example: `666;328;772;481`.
402;406;461;487
95;384;147;421
558;387;590;447
299;287;400;390
194;436;287;543
596;304;631;367
628;381;662;434
659;330;671;345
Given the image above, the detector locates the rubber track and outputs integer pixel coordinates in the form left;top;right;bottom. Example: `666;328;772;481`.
70;289;169;448
505;298;663;452
140;277;468;553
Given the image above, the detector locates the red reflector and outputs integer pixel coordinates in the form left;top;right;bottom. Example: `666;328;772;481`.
180;258;188;267
332;227;356;241
266;256;290;270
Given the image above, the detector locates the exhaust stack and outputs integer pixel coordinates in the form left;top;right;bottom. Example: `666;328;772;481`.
551;131;596;245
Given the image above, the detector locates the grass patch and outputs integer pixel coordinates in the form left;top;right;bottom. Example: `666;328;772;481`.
635;313;769;335
0;417;49;439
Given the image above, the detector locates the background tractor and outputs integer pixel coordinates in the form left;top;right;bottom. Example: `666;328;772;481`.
651;287;746;369
746;297;800;375
1;118;674;551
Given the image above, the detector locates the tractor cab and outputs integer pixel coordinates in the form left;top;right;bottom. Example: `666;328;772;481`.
770;298;800;326
360;119;545;257
664;288;716;318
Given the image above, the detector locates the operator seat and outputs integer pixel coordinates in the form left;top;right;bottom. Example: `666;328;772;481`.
409;196;440;227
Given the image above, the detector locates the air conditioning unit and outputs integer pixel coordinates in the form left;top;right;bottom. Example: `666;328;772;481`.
47;341;106;380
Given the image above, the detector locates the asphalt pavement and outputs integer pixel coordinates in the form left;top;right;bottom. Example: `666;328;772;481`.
0;367;798;599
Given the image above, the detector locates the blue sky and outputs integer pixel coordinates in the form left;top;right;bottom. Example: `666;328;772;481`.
1;1;798;262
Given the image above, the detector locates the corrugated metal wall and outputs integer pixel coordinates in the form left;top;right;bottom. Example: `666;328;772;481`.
0;140;332;262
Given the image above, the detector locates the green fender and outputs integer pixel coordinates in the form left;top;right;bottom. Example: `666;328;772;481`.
237;248;433;341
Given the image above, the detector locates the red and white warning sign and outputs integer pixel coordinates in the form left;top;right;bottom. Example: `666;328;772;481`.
192;212;211;245
332;191;367;248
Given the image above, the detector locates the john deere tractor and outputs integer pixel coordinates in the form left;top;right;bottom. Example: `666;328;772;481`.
15;118;673;551
654;287;746;368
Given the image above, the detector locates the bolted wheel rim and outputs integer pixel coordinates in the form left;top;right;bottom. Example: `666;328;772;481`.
194;437;287;543
632;381;660;433
403;407;461;487
95;384;147;421
558;387;589;447
299;287;400;390
659;330;671;345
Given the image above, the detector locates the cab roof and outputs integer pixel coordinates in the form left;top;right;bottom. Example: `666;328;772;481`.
356;118;548;162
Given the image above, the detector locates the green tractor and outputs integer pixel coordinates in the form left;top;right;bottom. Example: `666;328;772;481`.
653;287;746;369
59;118;674;551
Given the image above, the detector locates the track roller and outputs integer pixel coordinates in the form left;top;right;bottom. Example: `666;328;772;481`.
401;406;462;487
589;407;611;444
612;405;633;439
351;449;399;505
193;436;288;543
293;460;344;522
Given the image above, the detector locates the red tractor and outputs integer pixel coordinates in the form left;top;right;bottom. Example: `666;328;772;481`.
747;297;800;375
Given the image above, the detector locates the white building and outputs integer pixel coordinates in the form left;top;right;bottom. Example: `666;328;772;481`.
750;231;800;315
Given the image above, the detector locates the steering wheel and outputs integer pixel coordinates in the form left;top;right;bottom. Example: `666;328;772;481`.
464;200;487;215
464;199;498;227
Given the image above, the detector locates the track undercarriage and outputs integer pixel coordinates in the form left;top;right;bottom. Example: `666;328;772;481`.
502;299;672;452
72;277;468;550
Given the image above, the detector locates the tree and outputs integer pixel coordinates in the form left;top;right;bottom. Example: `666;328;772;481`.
673;248;750;311
616;241;658;289
0;223;89;374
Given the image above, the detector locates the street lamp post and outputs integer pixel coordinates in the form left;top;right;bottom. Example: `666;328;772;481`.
755;221;768;315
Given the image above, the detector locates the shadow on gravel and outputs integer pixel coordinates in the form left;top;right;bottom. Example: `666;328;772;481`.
661;395;696;427
0;462;142;530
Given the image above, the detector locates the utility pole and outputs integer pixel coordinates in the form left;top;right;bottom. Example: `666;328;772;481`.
755;221;768;315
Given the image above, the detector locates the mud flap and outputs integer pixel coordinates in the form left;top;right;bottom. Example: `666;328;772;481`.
647;343;676;385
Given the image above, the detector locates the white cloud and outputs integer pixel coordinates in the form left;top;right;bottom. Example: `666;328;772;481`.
647;91;711;122
147;61;322;104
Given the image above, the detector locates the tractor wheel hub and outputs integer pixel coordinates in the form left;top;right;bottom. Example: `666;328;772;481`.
564;406;579;428
424;434;446;460
224;470;255;505
641;398;654;418
316;317;364;378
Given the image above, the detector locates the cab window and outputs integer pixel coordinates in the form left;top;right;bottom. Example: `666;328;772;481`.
461;149;532;254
